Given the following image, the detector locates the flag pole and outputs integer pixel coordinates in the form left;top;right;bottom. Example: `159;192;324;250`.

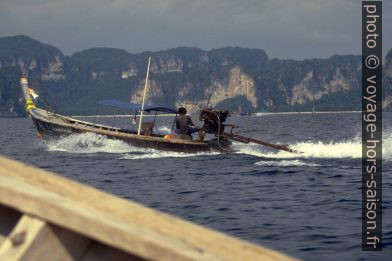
137;56;151;135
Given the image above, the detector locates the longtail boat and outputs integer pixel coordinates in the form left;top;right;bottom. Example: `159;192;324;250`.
20;57;300;154
21;77;234;153
20;77;300;154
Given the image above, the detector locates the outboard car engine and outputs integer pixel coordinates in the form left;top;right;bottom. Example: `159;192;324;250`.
199;109;229;135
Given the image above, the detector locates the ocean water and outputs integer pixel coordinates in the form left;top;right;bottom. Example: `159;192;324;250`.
0;112;391;260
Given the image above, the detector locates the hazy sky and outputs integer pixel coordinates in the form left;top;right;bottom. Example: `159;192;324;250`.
0;0;390;60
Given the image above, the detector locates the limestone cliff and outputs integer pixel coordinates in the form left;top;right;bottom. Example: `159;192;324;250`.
1;35;391;116
290;61;360;106
204;66;257;108
42;56;66;81
130;80;163;105
0;35;65;81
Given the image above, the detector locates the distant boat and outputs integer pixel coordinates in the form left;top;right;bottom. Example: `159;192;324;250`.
239;111;247;116
237;106;252;116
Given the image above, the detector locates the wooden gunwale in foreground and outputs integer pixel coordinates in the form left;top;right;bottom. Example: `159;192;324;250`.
0;156;298;261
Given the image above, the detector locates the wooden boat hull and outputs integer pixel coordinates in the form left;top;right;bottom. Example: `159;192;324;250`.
0;156;297;261
29;108;231;153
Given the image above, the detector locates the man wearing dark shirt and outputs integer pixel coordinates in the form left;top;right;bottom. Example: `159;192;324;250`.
175;107;199;138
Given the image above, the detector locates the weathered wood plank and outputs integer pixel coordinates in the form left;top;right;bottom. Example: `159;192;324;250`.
0;156;297;261
0;214;90;260
0;175;220;261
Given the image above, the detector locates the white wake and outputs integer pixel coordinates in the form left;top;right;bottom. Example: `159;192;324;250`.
44;132;391;161
44;132;217;159
236;133;392;165
234;138;362;159
45;133;139;154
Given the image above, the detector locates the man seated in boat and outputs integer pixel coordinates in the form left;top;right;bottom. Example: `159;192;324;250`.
175;107;204;140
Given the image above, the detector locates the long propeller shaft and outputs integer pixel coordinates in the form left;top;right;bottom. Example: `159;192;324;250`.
221;132;302;154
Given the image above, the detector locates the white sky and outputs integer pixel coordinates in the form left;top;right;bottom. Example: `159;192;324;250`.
0;0;390;60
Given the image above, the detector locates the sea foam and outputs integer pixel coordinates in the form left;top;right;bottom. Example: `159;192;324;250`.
44;132;392;161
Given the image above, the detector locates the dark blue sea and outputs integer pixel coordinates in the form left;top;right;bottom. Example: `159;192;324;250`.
1;112;391;260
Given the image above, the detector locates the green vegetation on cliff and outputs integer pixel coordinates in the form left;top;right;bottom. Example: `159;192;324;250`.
0;66;23;117
0;35;391;117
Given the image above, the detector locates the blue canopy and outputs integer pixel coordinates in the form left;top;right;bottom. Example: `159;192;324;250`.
96;99;147;110
96;99;176;114
144;107;177;114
